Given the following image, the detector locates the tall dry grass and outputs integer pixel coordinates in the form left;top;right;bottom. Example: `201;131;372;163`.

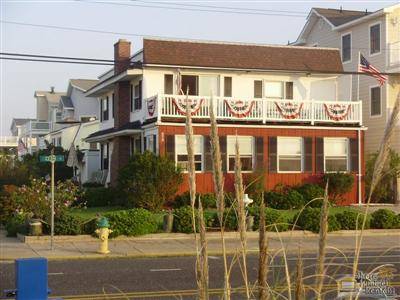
198;199;209;299
258;199;270;300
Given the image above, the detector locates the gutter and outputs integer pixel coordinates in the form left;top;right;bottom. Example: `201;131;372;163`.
85;128;142;143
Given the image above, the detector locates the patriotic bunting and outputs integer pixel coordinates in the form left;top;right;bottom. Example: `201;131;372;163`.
275;101;303;119
324;103;351;121
147;96;156;117
224;99;255;118
172;98;204;115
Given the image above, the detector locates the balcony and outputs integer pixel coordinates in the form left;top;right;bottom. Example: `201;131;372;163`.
145;95;362;125
20;121;52;136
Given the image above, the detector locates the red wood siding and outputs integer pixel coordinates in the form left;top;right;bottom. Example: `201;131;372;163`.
158;125;365;205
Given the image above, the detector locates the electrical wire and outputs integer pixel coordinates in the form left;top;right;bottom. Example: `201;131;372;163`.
0;52;114;63
0;57;114;65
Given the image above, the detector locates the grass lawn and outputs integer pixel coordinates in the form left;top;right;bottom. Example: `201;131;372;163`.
68;206;125;220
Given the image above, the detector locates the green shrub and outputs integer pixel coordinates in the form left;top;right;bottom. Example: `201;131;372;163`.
54;214;83;235
81;187;121;207
294;184;324;207
173;192;217;209
293;208;340;233
264;191;284;209
5;214;27;237
173;206;197;233
203;211;217;228
264;189;305;210
335;210;370;230
105;208;158;237
323;173;354;202
370;209;400;229
0;185;18;225
82;182;104;188
252;207;289;232
118;151;183;211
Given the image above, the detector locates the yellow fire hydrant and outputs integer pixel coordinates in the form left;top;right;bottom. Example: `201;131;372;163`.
95;217;113;254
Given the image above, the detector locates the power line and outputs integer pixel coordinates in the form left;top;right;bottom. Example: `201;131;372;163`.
77;0;308;17
0;57;114;65
0;52;114;63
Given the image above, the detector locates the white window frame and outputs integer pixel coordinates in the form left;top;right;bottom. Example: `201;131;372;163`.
341;32;352;64
277;137;303;173
369;21;381;57
175;135;204;173
227;136;254;173
323;138;349;173
369;85;382;118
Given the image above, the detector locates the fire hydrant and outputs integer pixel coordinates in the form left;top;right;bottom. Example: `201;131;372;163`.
95;217;113;254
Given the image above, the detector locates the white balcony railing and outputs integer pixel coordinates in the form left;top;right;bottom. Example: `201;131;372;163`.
388;41;400;68
145;94;363;125
20;121;52;136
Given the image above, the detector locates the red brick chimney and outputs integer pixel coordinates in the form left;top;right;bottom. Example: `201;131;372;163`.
114;39;131;75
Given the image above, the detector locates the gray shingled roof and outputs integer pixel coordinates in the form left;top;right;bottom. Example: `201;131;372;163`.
60;96;74;109
314;8;372;26
70;79;100;92
35;91;66;104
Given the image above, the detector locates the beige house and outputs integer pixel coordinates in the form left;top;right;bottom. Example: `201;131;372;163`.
294;5;400;202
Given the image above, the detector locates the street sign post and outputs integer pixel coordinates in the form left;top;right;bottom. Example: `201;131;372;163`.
39;152;64;250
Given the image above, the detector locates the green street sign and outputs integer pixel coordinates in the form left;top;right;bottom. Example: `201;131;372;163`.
39;155;64;163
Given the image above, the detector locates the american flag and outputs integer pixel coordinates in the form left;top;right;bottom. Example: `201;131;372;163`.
358;54;388;86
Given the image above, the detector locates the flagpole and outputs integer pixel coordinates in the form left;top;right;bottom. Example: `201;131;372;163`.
357;52;360;101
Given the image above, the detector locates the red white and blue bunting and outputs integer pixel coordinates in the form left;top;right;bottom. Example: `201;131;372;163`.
224;99;255;118
275;101;303;119
147;96;156;117
172;98;204;115
324;103;351;121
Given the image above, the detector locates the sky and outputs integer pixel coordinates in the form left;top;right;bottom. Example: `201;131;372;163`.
0;0;396;135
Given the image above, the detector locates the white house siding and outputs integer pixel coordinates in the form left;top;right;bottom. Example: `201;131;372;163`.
70;88;99;121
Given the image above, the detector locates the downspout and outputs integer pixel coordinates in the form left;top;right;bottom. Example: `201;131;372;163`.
358;128;362;205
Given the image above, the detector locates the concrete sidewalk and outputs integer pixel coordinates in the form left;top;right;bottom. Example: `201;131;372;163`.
1;230;399;261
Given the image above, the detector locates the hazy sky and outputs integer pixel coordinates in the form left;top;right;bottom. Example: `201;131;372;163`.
0;0;396;135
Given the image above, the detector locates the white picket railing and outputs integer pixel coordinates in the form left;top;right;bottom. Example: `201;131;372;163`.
145;94;363;125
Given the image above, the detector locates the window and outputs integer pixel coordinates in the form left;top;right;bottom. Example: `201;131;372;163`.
341;33;351;62
277;137;302;172
370;23;381;55
175;135;203;171
134;81;142;110
265;81;283;98
181;75;198;95
102;97;109;121
224;77;232;97
285;82;294;99
324;138;348;172
130;137;141;155
112;93;114;118
101;143;109;170
199;75;218;97
254;80;263;98
130;84;133;112
164;74;174;94
370;86;381;116
227;136;253;172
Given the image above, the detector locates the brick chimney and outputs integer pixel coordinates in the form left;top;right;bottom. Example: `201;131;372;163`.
114;39;131;75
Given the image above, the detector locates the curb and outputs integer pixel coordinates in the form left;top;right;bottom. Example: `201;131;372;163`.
16;229;400;244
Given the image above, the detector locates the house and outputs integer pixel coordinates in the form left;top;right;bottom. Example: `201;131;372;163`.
85;38;366;205
293;4;400;200
7;118;35;156
43;79;101;183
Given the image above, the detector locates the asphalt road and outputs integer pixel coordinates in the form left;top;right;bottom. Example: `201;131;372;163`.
1;249;399;299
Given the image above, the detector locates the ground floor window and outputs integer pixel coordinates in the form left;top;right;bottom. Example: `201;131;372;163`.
145;135;157;153
277;137;302;172
101;143;109;170
324;138;348;172
175;135;203;171
227;136;253;172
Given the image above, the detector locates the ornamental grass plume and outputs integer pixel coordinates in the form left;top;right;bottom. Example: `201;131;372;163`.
353;91;400;280
197;199;209;299
295;246;305;300
258;199;269;300
315;181;329;299
209;97;231;299
234;136;250;299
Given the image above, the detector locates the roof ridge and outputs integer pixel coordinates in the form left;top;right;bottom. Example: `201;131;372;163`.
313;7;372;14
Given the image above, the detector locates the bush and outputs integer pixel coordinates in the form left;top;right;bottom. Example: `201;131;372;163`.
293;208;340;233
252;207;289;232
105;208;158;237
335;210;370;230
264;188;305;210
0;185;18;225
172;192;217;209
5;214;27;237
54;214;83;235
323;173;354;202
370;209;400;229
173;206;197;233
118;151;183;211
294;184;325;207
81;187;121;207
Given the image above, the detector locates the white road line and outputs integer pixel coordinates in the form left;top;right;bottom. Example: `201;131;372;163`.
149;268;182;272
48;272;64;275
208;256;220;260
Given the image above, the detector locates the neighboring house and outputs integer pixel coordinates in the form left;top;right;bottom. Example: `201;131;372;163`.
44;79;101;183
8;118;35;156
294;4;400;201
86;38;366;205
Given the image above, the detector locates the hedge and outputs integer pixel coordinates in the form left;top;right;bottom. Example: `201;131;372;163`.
173;192;217;209
81;187;121;207
252;207;290;232
293;208;341;233
335;210;370;230
370;209;400;229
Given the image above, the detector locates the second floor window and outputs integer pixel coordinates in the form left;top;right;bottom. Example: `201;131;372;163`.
102;97;109;121
134;81;142;110
370;86;381;116
181;75;198;95
254;80;263;98
224;77;232;97
342;33;351;62
164;74;174;94
370;23;381;55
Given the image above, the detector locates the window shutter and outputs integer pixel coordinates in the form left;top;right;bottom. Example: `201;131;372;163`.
138;80;143;110
304;137;312;172
100;99;103;122
143;136;147;152
153;134;157;154
350;138;358;172
219;136;227;172
255;137;264;171
268;137;277;173
316;137;324;173
204;136;212;172
165;135;175;161
112;93;115;118
100;144;103;169
130;84;133;112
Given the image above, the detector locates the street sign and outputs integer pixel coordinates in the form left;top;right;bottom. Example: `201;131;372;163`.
39;155;64;163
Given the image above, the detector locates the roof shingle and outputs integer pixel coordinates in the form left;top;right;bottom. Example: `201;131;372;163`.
314;8;371;26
